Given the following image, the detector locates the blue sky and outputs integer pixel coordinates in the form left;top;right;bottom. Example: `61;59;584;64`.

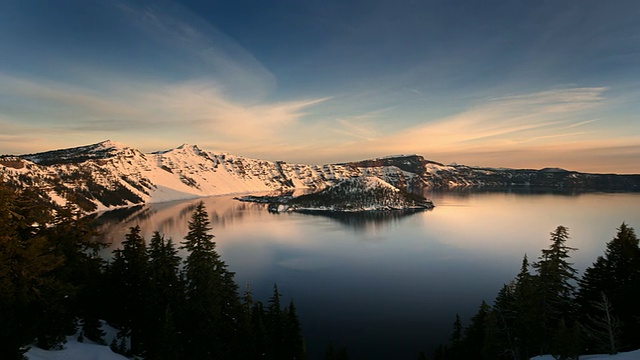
1;0;639;172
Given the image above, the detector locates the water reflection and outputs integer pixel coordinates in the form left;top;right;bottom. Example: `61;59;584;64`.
91;191;640;360
279;208;431;231
93;196;431;250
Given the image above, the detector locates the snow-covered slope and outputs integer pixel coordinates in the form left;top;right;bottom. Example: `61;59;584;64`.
0;141;360;212
2;141;639;212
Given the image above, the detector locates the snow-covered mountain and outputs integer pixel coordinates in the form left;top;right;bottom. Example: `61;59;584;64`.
1;140;639;212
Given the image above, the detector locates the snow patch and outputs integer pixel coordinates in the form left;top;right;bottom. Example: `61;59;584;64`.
26;322;127;360
531;349;640;360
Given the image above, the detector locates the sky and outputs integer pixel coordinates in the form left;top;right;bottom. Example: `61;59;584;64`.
1;0;639;173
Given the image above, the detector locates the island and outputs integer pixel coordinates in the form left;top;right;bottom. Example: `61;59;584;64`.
237;176;434;213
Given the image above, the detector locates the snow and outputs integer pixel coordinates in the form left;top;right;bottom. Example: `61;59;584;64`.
6;139;602;213
26;341;127;360
26;324;639;360
0;140;437;213
26;322;127;360
3;141;427;212
93;140;126;152
531;349;640;360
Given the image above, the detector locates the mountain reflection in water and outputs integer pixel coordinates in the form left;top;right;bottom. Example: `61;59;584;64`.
91;191;640;360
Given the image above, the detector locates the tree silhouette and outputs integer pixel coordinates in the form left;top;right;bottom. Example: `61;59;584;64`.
180;201;240;359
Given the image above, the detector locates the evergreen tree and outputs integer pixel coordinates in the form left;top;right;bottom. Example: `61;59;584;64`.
250;300;269;358
550;318;581;360
460;300;491;359
0;183;67;357
47;203;106;344
577;223;640;351
449;313;463;360
512;254;542;358
284;301;306;360
485;283;518;360
267;283;284;355
145;231;182;360
107;225;149;355
181;201;241;359
532;226;578;354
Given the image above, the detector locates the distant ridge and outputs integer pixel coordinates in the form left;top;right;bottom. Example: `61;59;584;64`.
1;140;639;212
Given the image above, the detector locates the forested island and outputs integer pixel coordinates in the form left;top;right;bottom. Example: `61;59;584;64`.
238;176;434;213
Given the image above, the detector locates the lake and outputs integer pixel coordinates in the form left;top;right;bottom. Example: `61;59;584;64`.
93;190;640;359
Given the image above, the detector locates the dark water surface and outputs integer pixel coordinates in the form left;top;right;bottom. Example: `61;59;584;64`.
93;191;640;359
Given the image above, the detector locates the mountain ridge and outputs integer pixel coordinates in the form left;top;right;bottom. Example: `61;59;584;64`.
2;141;639;212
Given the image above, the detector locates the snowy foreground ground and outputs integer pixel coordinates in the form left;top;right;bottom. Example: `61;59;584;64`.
531;350;640;360
27;338;640;360
26;322;127;360
24;321;640;360
26;340;128;360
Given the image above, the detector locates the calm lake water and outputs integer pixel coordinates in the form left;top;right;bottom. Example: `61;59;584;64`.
93;190;640;359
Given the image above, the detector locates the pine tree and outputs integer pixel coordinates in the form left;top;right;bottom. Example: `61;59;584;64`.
266;283;285;359
107;225;148;355
181;201;241;359
145;231;182;360
532;226;578;354
250;301;268;358
577;223;640;351
460;301;491;359
550;318;581;360
47;203;106;344
485;283;518;360
0;183;67;357
513;254;542;358
236;283;257;359
449;313;463;360
284;301;306;360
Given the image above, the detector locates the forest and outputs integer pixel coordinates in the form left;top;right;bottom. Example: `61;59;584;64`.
429;224;640;360
1;181;639;360
0;183;305;360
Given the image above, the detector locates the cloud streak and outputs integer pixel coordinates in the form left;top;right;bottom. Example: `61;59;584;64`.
289;86;640;173
0;74;327;148
115;0;277;100
1;1;639;174
0;0;326;153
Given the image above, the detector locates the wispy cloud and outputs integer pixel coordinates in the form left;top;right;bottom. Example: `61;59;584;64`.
115;0;276;101
387;87;608;150
295;87;623;164
330;109;392;141
566;119;599;128
0;0;326;152
0;74;327;145
1;0;638;174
